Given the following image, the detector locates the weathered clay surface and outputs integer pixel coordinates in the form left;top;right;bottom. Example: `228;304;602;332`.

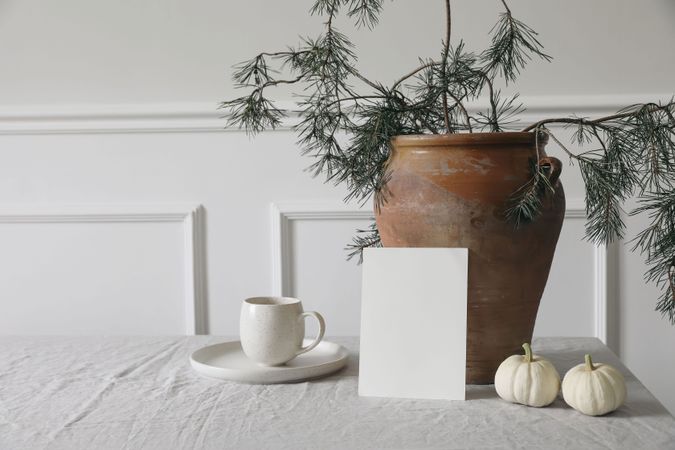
376;133;565;384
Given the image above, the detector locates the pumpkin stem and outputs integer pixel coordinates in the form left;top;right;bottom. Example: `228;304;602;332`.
585;354;594;371
522;343;533;363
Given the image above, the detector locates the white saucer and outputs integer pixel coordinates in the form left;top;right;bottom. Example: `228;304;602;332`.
190;339;349;384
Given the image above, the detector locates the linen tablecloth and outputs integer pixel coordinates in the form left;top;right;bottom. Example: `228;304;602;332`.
1;336;673;449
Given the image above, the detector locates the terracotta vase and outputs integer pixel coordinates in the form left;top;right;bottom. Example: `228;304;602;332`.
375;132;565;384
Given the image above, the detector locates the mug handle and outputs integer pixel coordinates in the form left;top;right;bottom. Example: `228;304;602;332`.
296;311;326;356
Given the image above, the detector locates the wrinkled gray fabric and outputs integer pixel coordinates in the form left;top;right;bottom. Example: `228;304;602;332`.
0;336;673;450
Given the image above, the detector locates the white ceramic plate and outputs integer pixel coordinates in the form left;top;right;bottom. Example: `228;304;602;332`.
190;340;349;384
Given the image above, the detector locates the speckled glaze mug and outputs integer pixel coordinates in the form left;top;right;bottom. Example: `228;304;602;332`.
240;297;326;366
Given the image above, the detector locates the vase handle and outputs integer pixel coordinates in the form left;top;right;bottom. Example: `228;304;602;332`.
538;156;562;185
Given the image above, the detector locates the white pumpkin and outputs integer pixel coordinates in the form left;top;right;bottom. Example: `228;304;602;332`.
562;354;626;416
494;342;560;407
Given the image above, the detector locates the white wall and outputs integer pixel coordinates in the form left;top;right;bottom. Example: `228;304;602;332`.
0;0;673;413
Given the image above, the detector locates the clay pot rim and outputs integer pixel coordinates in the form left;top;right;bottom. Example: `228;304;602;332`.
391;132;547;147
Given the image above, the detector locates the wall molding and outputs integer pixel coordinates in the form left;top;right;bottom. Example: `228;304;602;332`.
567;199;608;343
271;202;374;297
594;244;608;343
0;203;208;335
0;93;670;134
271;199;608;342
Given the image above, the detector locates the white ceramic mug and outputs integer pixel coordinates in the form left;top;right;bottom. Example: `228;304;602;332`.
240;297;326;366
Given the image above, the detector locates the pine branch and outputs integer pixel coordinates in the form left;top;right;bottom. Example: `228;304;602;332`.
219;92;284;135
391;61;441;91
505;132;555;225
481;1;552;83
631;192;675;322
521;103;672;132
220;1;675;323
346;221;382;262
347;0;384;29
512;102;675;321
447;91;473;132
441;0;452;133
474;90;523;132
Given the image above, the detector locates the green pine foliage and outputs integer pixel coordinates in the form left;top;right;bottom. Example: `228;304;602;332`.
221;0;675;322
632;191;675;323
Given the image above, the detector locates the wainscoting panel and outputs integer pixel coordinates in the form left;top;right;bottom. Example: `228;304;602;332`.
0;204;206;335
271;201;604;339
533;204;603;339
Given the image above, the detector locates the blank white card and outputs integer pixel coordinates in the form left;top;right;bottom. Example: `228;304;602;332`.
359;248;468;400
